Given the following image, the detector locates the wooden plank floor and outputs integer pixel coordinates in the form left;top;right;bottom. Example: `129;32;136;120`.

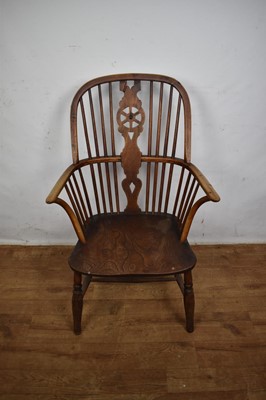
0;244;265;399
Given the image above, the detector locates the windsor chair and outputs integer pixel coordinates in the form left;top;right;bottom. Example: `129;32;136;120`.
46;73;220;335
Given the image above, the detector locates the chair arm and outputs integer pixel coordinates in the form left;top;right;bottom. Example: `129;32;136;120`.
46;164;86;243
142;156;220;204
187;163;220;203
46;164;77;204
46;157;121;243
178;162;220;242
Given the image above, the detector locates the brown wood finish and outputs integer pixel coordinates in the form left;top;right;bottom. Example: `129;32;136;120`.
46;73;220;334
0;244;265;399
117;81;144;213
69;214;196;276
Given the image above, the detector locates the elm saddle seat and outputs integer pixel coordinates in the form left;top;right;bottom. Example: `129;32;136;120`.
46;73;220;335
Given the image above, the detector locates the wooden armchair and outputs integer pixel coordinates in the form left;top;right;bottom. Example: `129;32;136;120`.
46;74;220;334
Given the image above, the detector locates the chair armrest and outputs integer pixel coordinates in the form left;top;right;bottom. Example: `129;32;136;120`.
46;164;77;204
46;156;121;243
46;164;86;243
176;161;220;242
187;163;220;203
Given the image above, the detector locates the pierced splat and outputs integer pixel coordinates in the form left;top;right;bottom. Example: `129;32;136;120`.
117;81;145;213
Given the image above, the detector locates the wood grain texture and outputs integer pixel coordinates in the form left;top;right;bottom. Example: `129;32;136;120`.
69;214;196;276
0;244;265;399
117;81;144;213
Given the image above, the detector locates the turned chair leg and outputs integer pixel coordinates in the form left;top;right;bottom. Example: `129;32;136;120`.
72;271;83;335
183;270;195;333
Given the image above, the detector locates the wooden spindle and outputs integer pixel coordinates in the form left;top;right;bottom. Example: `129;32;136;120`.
163;162;174;213
157;162;165;213
171;94;182;157
145;162;151;212
173;166;185;216
181;182;200;227
78;169;93;218
177;173;192;221
148;81;153;156
79;97;91;158
112;162;120;213
145;82;153;212
152;162;158;213
97;164;107;213
109;83;120;213
89;164;101;215
98;85;108;156
68;178;86;224
65;182;85;227
88;90;99;157
72;173;89;222
99;85;113;212
155;82;164;156
179;177;196;223
158;86;174;212
109;82;116;156
88;89;107;213
163;85;173;156
151;83;164;212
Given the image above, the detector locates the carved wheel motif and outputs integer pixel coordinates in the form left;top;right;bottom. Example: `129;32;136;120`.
117;82;145;136
117;105;145;133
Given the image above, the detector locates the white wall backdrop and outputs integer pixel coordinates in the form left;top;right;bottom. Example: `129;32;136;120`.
1;0;266;244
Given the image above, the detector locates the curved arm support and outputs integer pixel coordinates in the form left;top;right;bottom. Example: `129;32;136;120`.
52;198;86;244
180;195;212;242
46;164;86;243
46;157;122;243
174;161;220;242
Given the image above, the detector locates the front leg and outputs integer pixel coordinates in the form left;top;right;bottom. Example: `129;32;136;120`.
72;271;83;335
183;270;195;333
